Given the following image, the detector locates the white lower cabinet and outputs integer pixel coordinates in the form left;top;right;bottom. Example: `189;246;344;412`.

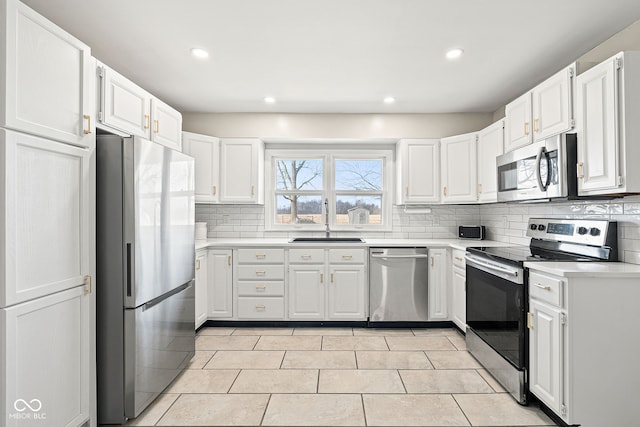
235;248;285;319
451;249;466;330
427;248;448;320
195;250;208;328
526;267;640;426
1;285;91;427
207;250;233;318
288;248;366;321
288;264;324;320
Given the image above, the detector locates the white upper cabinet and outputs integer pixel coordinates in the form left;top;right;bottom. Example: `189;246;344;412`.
576;51;640;195
0;0;93;148
505;64;575;152
532;65;574;140
476;119;504;203
505;92;532;152
0;129;92;307
151;97;182;151
182;132;220;203
220;138;264;204
98;64;151;139
396;139;440;204
97;62;182;150
441;132;477;203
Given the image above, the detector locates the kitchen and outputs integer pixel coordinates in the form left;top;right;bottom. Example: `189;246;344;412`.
2;1;640;425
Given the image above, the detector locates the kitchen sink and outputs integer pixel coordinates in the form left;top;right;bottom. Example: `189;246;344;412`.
289;237;365;243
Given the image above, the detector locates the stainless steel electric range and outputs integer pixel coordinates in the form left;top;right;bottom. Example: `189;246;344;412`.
464;218;618;405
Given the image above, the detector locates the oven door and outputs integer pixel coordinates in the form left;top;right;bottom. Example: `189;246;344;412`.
496;137;564;202
465;254;527;369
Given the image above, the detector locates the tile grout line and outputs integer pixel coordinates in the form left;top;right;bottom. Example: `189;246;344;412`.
360;393;368;427
279;350;286;369
152;393;182;426
226;368;242;394
396;368;409;394
258;393;272;426
450;393;473;427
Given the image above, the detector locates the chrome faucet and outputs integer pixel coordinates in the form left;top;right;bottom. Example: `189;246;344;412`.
324;198;330;238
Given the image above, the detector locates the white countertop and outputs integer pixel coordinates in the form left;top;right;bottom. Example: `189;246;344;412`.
195;238;508;251
524;261;640;278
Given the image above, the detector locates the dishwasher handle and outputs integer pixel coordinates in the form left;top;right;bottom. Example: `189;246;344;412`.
370;253;429;259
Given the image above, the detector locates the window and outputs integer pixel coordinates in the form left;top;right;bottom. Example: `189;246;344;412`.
266;148;393;231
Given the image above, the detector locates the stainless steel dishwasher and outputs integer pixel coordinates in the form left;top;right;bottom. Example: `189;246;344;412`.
369;248;429;322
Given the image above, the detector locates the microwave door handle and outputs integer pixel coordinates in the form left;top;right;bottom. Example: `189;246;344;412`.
535;147;551;191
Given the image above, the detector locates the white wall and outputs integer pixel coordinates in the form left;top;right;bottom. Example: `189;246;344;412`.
183;113;494;139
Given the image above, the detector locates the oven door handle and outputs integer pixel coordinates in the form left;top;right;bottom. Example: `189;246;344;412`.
465;254;522;280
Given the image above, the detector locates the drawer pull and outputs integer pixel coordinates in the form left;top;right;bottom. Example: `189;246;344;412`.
144;114;150;129
255;305;266;310
228;256;232;266
320;273;323;283
534;283;552;291
196;259;201;270
342;255;353;260
255;285;267;290
255;253;267;259
301;255;312;260
255;270;266;276
83;114;92;134
455;256;463;262
330;273;334;283
527;312;533;329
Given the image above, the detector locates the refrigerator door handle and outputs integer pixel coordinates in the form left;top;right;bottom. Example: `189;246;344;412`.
126;243;133;297
143;282;192;311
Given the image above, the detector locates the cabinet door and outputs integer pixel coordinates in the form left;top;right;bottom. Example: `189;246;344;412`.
397;139;440;204
528;299;564;415
576;57;619;193
182;132;220;203
532;65;574;141
327;265;365;320
195;251;208;328
505;92;532;152
99;64;151;139
428;249;448;320
441;133;477;203
476;120;504;203
207;250;232;318
1;0;93;148
1;130;92;307
1;285;91;427
288;265;324;320
220;139;262;203
451;266;466;330
150;98;182;151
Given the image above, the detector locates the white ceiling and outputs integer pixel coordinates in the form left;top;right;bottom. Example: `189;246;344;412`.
21;0;640;114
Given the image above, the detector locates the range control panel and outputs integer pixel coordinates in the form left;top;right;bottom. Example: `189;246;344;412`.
526;218;614;246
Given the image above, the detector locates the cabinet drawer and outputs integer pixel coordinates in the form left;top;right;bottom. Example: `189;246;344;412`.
452;249;466;269
237;281;284;297
237;265;285;280
529;271;563;307
237;297;284;319
329;249;366;264
289;248;325;263
237;248;285;264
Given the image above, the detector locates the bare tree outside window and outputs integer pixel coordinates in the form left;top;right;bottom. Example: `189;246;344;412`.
275;159;322;224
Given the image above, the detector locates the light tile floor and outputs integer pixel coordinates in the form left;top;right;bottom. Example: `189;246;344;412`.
127;327;558;427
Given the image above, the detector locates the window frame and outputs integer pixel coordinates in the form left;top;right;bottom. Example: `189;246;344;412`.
265;148;393;231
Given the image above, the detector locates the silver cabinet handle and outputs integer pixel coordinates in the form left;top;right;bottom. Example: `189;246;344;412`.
534;283;552;291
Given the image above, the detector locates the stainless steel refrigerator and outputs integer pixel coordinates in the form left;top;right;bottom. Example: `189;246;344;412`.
96;134;196;424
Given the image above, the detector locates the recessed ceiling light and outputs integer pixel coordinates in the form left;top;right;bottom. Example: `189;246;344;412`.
446;48;464;60
190;48;209;59
383;96;395;104
264;96;276;104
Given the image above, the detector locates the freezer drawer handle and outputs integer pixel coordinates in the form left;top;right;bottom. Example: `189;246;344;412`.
143;282;192;311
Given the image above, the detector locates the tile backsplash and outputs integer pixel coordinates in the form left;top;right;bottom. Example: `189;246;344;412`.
196;195;640;264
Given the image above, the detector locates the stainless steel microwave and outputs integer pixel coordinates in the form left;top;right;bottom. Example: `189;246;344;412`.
496;133;578;202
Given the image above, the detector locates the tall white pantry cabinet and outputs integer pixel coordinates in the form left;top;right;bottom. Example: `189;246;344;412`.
0;1;96;426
